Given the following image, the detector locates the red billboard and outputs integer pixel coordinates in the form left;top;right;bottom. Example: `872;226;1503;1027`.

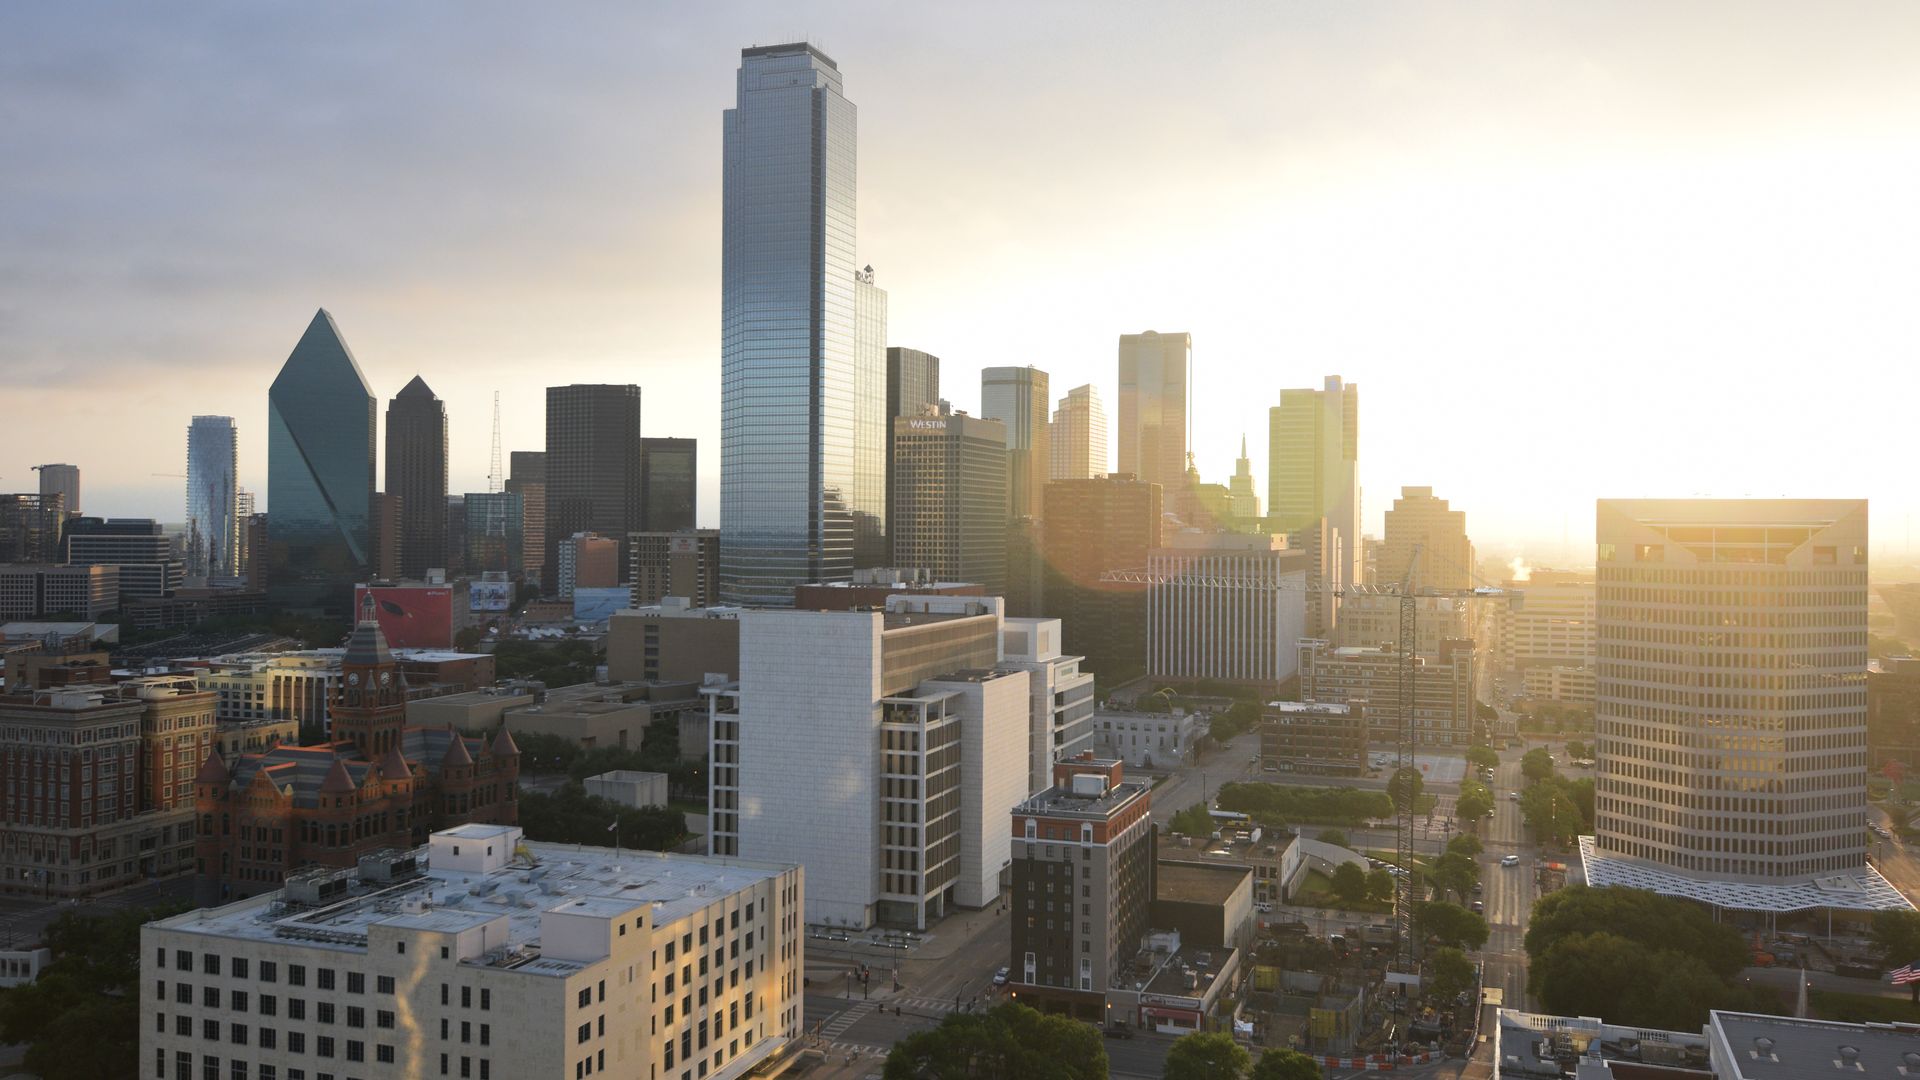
354;585;454;650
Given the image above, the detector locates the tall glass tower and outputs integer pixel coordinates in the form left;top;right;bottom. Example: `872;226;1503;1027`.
720;42;871;605
268;309;375;615
185;415;239;580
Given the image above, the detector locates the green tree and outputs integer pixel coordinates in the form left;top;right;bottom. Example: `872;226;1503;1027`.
1388;766;1424;812
1525;885;1748;980
1521;747;1556;782
1164;1031;1251;1080
1251;1047;1323;1080
517;782;689;850
1869;910;1920;968
1211;700;1263;744
885;1001;1109;1080
1455;788;1494;823
1314;829;1349;849
1519;782;1584;847
1416;901;1489;951
1365;867;1395;902
1527;931;1754;1031
1430;851;1480;904
1474;701;1498;721
1171;802;1216;838
1565;740;1590;761
1446;833;1483;859
1465;744;1499;770
1330;861;1369;904
1425;945;1476;1002
0;903;186;1080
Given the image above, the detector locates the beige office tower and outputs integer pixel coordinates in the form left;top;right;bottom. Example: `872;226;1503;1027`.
1117;331;1189;500
981;365;1050;521
1048;383;1108;481
1585;499;1908;912
1268;376;1361;604
1379;486;1475;590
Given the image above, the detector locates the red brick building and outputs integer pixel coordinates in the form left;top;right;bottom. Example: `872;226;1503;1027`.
194;602;519;903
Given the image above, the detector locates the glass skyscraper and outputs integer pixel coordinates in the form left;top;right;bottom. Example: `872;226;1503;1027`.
185;415;239;580
268;309;375;615
720;42;875;605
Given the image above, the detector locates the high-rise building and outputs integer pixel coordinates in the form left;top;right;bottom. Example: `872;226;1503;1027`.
268;309;375;616
442;494;467;578
144;824;803;1080
1297;638;1476;747
889;409;1009;595
367;492;403;580
1008;755;1155;1016
464;491;524;576
0;493;65;564
63;517;184;603
506;451;546;586
1147;533;1307;685
705;595;1025;929
721;42;874;605
1868;656;1920;772
243;511;268;591
384;375;449;580
544;384;643;588
853;268;889;568
1225;434;1260;523
34;464;79;516
639;436;697;533
1001;617;1097;794
1585;499;1906;910
185;416;239;580
234;490;255;579
981;366;1051;522
1379;485;1475;590
1041;475;1163;683
1117;332;1189;510
629;529;721;607
557;532;620;599
1491;568;1595;675
1335;594;1472;659
1268;375;1361;604
1048;384;1108;482
886;347;943;550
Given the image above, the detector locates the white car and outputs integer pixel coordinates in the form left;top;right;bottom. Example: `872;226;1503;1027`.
992;966;1008;986
1501;855;1521;867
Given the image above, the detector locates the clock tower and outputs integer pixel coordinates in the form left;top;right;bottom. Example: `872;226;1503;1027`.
331;593;408;758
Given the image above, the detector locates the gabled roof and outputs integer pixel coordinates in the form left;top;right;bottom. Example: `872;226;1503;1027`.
194;749;229;785
490;726;519;758
441;729;473;768
378;744;412;782
319;758;358;795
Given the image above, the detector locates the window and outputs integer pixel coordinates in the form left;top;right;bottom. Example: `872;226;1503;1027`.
347;1007;364;1029
577;1022;591;1044
480;1025;490;1046
202;1056;220;1080
230;1023;248;1045
346;972;364;994
461;1022;471;1044
204;986;219;1008
260;995;277;1018
203;1019;220;1041
287;1031;304;1054
260;962;277;984
231;957;249;980
176;950;193;971
229;1060;247;1080
317;1003;335;1025
317;969;336;991
316;1036;334;1058
289;965;306;988
288;999;306;1021
577;988;592;1009
232;990;249;1012
376;976;394;994
177;1016;192;1036
346;1041;364;1063
377;1011;395;1030
260;1068;275;1080
479;989;489;1010
258;1028;277;1051
203;954;222;976
376;1045;395;1064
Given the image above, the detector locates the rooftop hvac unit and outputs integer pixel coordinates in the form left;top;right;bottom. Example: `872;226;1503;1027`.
285;869;350;907
357;850;420;884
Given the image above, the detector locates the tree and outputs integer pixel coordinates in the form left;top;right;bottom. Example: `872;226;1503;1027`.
1474;701;1498;721
1164;1031;1251;1080
1171;802;1216;838
1416;901;1488;950
1455;789;1493;824
1365;867;1395;902
1527;931;1756;1032
1465;744;1499;770
1430;852;1480;904
1330;861;1369;904
1251;1048;1323;1080
1446;833;1483;859
1521;747;1556;782
0;903;186;1080
517;782;689;850
1314;829;1349;850
1869;910;1920;968
1425;946;1476;1002
1388;766;1424;812
1565;740;1590;761
1211;700;1263;744
1519;782;1584;847
885;1001;1109;1080
1525;885;1748;980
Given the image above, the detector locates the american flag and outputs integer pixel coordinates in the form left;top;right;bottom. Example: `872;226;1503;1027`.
1890;961;1920;986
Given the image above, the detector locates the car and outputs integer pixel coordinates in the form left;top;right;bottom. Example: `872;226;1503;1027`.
1254;901;1273;913
1501;855;1521;867
1509;791;1521;801
1470;900;1485;913
992;967;1008;986
1471;882;1484;896
1104;1023;1135;1040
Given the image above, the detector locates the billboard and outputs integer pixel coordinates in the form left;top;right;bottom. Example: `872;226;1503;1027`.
572;586;631;624
470;579;513;613
354;585;454;649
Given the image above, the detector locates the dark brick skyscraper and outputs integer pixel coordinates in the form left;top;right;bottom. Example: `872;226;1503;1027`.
384;375;448;579
545;384;644;587
1040;474;1163;683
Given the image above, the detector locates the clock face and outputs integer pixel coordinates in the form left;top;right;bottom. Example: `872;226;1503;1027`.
380;672;392;687
347;673;360;686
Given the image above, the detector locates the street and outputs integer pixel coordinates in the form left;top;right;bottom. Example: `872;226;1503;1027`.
1475;744;1539;1014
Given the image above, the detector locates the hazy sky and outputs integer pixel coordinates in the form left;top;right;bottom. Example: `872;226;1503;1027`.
8;2;1920;565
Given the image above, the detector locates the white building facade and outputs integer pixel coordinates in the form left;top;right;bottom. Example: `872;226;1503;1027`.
1146;533;1307;684
1001;617;1096;794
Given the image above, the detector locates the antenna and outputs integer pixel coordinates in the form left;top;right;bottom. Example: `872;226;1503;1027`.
488;391;503;494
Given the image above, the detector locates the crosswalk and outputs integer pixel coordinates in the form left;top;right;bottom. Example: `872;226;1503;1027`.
817;1001;877;1040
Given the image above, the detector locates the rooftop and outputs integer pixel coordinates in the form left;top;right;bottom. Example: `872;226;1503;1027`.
1156;859;1252;906
149;826;793;977
1578;837;1914;913
1015;779;1150;821
1495;1007;1712;1078
1708;1010;1920;1079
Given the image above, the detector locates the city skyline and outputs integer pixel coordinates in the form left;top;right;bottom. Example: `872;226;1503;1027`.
9;4;1920;563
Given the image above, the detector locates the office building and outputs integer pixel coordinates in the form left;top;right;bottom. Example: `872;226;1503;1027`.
0;676;214;898
185;416;240;580
244;511;269;591
1584;499;1907;911
235;490;256;580
1492;568;1596;675
34;464;79;516
505;451;546;586
1297;638;1476;747
1268;376;1361;604
1868;656;1920;771
1116;332;1189;512
384;375;449;580
981;366;1051;522
607;602;742;686
1147;533;1308;686
0;564;118;621
368;492;404;581
705;595;1025;928
62;516;185;604
886;347;943;549
1521;664;1595;706
463;491;524;576
853;268;889;569
721;43;878;606
630;530;721;608
1260;700;1366;775
186;645;493;743
268;309;376;616
1048;384;1108;482
442;495;467;578
791;568;984;612
1225;435;1260;524
889;409;1009;595
640;437;697;534
0;493;67;564
1379;485;1475;590
194;602;519;901
557;532;620;599
545;384;644;589
143;824;805;1080
1334;593;1473;659
1040;475;1163;683
1001;617;1097;794
1008;755;1155;1017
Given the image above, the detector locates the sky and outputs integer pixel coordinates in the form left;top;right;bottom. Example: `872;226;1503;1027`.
7;1;1920;568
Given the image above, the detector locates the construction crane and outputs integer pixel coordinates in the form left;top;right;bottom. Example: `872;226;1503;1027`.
1102;544;1510;985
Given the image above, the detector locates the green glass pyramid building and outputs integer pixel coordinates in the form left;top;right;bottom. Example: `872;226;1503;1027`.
267;308;376;616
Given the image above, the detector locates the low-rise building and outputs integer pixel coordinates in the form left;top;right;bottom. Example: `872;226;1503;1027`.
583;770;669;808
495;680;704;753
629;529;721;608
1297;638;1476;747
188;647;494;741
142;824;805;1080
1153;860;1255;956
1868;655;1920;770
1001;617;1096;793
1521;663;1595;706
0;564;119;621
1092;708;1200;769
606;601;742;685
1494;1007;1920;1079
1260;700;1365;775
